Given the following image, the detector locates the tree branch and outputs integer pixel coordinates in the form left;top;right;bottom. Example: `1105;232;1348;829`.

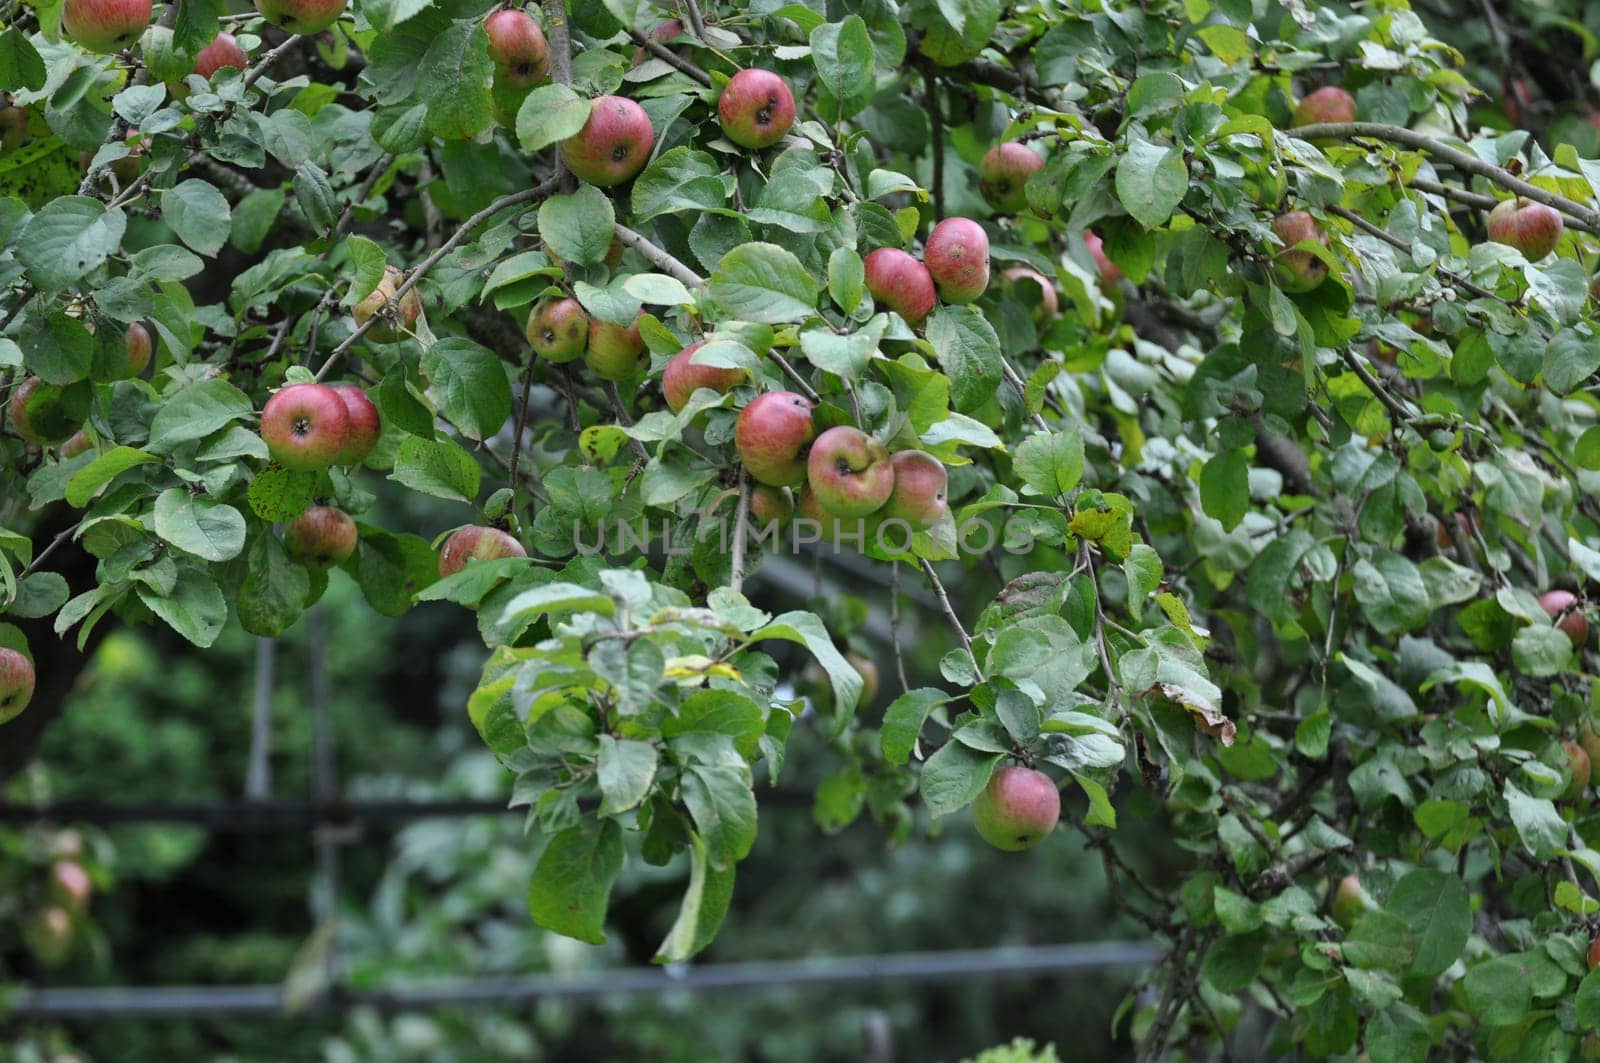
729;470;750;594
314;179;559;379
1290;121;1600;233
614;224;705;288
921;559;983;681
627;29;712;86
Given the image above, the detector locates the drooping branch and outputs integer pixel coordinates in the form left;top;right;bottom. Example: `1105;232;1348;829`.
1290;121;1600;233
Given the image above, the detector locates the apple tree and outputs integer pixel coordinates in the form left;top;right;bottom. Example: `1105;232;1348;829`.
5;0;1600;1056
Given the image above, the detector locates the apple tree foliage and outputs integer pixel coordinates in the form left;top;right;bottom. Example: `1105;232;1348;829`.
7;0;1600;1055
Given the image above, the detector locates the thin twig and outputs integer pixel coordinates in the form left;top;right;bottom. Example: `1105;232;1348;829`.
334;154;394;239
999;356;1051;432
508;355;539;488
314;180;558;379
925;69;944;218
921;559;982;680
603;381;652;463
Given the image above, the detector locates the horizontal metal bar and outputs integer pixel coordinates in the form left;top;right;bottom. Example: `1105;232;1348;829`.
5;942;1162;1019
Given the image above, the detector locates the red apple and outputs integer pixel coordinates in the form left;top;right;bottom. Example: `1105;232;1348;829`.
485;10;549;90
253;0;346;35
1580;719;1600;769
1589;934;1600;971
923;217;989;304
0;646;35;725
328;383;380;465
526;297;590;363
879;450;947;530
748;484;794;526
260;383;350;471
662;340;748;412
0;94;29;153
23;905;73;967
846;651;879;706
1292;86;1356;127
972;765;1060;851
62;0;152;53
1084;231;1122;286
1540;589;1588;649
352;265;422;343
194;32;248;80
1000;266;1058;324
559;95;654;187
807;426;894;518
1272;211;1330;292
60;430;92;459
863;248;937;326
284;505;359;568
1487;197;1563;260
978;142;1045;214
122;321;152;377
718;69;796;149
1332;873;1371;929
735;391;815;487
9;377;74;445
438;525;527;577
586;313;647;381
50;862;92;911
1564;739;1592;801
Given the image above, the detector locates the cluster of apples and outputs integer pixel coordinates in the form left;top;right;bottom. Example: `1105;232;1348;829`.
863;218;991;327
256;381;378;570
8;323;150;458
525;295;648;382
1278;83;1566;293
729;391;950;538
21;831;93;968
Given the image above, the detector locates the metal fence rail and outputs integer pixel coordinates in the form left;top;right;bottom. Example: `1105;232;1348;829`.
5;941;1162;1019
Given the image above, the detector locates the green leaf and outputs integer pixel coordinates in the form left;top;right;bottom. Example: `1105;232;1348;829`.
1505;780;1566;859
880;688;951;764
751;611;863;726
64;447;159;508
632;147;726;221
828;247;865;313
420;21;494;139
662;689;766;760
1350;552;1430;636
1385;869;1471;977
294;161;337;234
516;83;590;152
527;818;623;945
247;467;317;522
681;763;758;870
708;243;819;324
17;198;127;292
596;736;657;816
1364;1004;1432;1063
1462;953;1534;1026
136;566;227;648
153;489;247;562
16;312;92;385
147;380;254;452
1342;910;1415;970
1074;773;1117;828
0;28;47;92
390;436;481;503
1013;428;1085;497
920;740;1001;816
654;832;735;963
1115;138;1188;229
1200;449;1249;531
421;337;512;441
926;305;1002;414
1576;968;1600;1029
342;236;389;309
160;180;231;257
237;533;311;638
811;16;875;118
538;185;617;268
